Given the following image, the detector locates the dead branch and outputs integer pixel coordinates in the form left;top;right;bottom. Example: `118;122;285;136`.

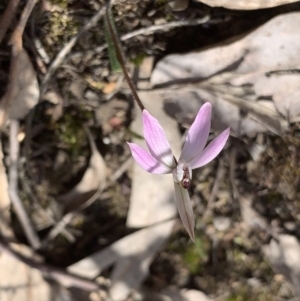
229;146;278;238
0;0;20;45
118;15;210;41
0;140;14;238
41;156;132;247
41;6;209;94
71;15;211;61
0;235;104;291
41;213;74;248
8;119;41;249
203;158;225;220
41;0;116;94
10;0;38;53
0;0;38;130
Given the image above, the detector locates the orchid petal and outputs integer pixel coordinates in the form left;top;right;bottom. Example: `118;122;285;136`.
127;142;172;174
190;128;230;169
142;110;175;168
180;102;212;163
174;180;195;241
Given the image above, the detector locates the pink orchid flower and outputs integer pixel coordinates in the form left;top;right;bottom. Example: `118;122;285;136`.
127;102;230;241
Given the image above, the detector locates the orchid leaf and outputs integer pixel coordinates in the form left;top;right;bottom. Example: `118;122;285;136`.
104;9;121;73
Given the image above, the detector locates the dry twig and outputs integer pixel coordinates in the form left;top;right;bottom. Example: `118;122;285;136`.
41;0;116;94
0;0;20;44
203;159;225;220
10;0;38;52
0;141;14;238
0;0;38;129
41;156;132;247
229;147;278;238
0;235;104;291
41;213;74;247
74;16;211;58
8;120;41;249
108;15;210;46
42;12;210;94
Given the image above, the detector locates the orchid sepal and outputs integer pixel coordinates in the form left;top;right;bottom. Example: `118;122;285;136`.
127;142;172;174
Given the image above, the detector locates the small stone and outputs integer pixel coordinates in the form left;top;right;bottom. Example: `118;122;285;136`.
109;116;123;129
103;137;110;145
247;277;262;289
284;221;297;231
213;216;231;232
274;274;285;282
84;90;100;102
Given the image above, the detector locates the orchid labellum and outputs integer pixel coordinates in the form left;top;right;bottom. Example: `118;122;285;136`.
127;102;230;241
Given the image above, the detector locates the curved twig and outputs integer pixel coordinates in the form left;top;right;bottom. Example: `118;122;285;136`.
0;235;104;291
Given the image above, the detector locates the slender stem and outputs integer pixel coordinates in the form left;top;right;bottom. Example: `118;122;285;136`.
105;7;145;111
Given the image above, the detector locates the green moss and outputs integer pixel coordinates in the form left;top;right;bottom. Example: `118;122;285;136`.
54;107;92;158
108;185;129;219
55;117;83;157
226;289;275;301
40;1;80;54
263;190;282;203
130;53;147;66
49;0;71;9
48;12;79;43
182;237;209;274
154;0;169;6
259;127;300;200
125;129;144;140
